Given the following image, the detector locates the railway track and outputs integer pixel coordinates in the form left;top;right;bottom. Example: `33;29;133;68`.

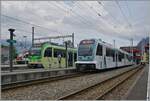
58;65;143;100
1;72;91;91
1;66;130;91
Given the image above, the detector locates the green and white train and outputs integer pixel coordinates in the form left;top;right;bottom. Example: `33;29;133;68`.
28;43;77;69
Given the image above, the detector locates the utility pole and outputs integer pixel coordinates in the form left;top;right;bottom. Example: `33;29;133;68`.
131;38;133;63
65;42;68;68
113;40;117;67
72;33;74;48
8;28;16;72
32;27;34;47
72;33;75;66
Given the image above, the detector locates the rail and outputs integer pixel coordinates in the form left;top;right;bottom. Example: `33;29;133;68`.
58;65;143;100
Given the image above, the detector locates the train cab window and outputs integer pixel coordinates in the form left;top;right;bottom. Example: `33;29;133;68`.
96;44;102;56
106;48;109;56
44;48;52;57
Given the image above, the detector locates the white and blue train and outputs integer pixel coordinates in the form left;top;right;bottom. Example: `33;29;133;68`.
75;39;133;71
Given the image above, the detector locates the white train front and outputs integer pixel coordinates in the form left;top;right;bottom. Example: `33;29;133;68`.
75;39;133;70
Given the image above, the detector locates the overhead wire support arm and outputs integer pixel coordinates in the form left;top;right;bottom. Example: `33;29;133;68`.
34;35;73;41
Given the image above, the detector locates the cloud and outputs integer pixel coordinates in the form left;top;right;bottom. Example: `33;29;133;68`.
1;1;150;48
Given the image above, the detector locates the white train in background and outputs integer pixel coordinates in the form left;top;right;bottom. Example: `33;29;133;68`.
75;39;134;71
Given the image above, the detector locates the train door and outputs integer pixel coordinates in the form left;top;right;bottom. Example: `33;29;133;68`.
96;43;103;69
53;48;66;68
42;47;52;69
106;47;112;68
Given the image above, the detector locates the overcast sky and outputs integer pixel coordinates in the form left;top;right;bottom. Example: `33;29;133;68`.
1;1;150;48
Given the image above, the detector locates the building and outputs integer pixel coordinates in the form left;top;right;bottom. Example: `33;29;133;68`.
120;37;149;64
1;45;9;64
120;46;141;64
137;37;149;63
1;45;17;64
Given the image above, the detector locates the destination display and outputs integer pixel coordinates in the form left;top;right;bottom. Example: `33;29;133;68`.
80;40;95;45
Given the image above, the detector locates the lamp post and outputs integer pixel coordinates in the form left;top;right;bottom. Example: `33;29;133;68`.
23;35;27;64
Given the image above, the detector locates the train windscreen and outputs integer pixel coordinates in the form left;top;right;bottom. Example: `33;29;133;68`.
78;40;95;56
30;48;41;56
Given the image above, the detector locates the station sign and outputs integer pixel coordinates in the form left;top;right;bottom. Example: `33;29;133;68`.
7;39;16;43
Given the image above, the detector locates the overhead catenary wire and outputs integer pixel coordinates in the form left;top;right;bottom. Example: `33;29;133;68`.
125;0;134;25
115;0;132;27
58;1;94;26
115;0;134;42
83;1;123;36
2;23;51;37
74;2;97;24
1;14;60;33
48;1;92;26
83;1;121;31
97;1;121;26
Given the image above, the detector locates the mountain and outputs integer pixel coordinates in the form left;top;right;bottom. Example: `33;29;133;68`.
1;39;32;53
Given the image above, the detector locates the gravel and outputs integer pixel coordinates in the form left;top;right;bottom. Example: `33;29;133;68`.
1;66;137;100
101;66;144;100
62;66;140;100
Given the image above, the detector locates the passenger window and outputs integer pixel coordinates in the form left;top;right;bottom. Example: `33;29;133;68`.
54;49;66;58
112;50;115;61
118;52;124;62
44;48;52;57
74;53;77;61
106;48;109;56
96;44;102;56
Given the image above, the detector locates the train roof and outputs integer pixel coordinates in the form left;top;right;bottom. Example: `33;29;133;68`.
80;39;132;56
42;43;77;51
30;47;41;50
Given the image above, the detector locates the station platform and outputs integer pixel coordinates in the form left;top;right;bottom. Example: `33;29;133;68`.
1;64;28;71
125;64;149;100
1;67;76;85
